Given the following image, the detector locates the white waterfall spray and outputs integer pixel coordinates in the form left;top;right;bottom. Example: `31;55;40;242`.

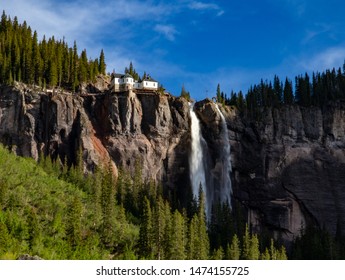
215;104;232;208
189;104;209;217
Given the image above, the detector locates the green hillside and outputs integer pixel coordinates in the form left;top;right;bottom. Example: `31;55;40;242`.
0;145;138;259
0;145;289;260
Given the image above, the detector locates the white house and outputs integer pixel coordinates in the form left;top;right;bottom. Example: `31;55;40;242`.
111;73;159;92
141;77;158;90
112;73;122;92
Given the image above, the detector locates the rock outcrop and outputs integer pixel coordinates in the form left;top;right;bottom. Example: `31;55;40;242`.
2;82;345;244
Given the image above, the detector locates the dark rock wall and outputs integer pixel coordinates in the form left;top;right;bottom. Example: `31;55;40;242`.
197;100;345;241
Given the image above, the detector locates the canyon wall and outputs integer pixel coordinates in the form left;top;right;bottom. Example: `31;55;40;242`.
195;99;345;241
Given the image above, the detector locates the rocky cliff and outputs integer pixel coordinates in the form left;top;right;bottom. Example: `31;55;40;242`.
0;83;191;199
195;100;345;242
1;82;345;243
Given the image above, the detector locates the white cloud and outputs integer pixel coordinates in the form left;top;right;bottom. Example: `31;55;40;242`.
2;0;171;40
154;24;178;41
216;10;225;17
298;47;345;72
188;1;224;16
188;1;218;10
302;23;332;45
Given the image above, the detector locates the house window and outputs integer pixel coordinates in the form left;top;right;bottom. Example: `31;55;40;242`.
146;82;148;85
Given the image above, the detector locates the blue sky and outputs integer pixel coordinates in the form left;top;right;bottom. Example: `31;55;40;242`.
2;0;345;100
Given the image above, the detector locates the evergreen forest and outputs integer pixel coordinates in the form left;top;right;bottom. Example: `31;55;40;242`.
216;67;345;120
0;12;105;92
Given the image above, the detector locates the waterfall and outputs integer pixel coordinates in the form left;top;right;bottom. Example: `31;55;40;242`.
189;103;232;220
189;105;210;217
215;104;232;208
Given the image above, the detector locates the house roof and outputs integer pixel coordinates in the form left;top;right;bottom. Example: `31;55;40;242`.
112;73;133;78
123;73;133;78
142;76;157;83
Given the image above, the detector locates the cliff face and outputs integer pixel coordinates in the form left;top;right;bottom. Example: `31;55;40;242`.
195;100;345;241
0;84;191;197
1;83;345;242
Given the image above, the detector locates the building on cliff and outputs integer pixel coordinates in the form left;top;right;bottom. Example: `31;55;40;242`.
111;73;158;92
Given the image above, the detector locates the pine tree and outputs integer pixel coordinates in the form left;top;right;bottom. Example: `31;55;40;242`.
237;91;245;112
277;246;288;260
0;221;11;256
283;77;294;105
152;196;167;259
180;85;190;101
115;166;125;205
169;210;187;259
26;207;41;251
100;161;116;248
241;224;260;260
186;188;210;260
48;59;58;87
197;188;209;259
99;49;106;75
212;247;224;260
163;200;172;259
187;214;199;259
114;204;128;244
0;11;7;32
90;166;103;229
242;224;251;260
269;238;277;260
295;74;311;106
249;234;260;260
0;180;8;208
72;41;79;91
66;196;82;249
56;40;64;87
32;31;42;85
216;83;221;102
227;234;241;260
129;62;134;76
79;49;88;83
261;248;271;260
138;197;153;259
273;75;283;106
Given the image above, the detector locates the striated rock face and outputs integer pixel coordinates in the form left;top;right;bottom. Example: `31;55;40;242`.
2;82;345;244
195;99;345;242
0;83;191;199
